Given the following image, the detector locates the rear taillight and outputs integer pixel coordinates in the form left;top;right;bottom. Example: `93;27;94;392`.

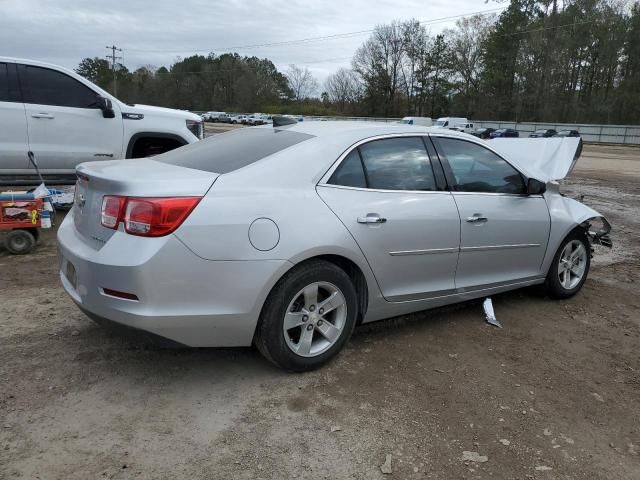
100;196;201;237
101;196;125;229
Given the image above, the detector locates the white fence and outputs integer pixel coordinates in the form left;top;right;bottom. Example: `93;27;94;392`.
303;116;640;145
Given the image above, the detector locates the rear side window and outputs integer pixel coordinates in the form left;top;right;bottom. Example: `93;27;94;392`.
155;128;315;173
22;65;98;108
329;137;437;191
329;150;367;188
359;137;436;191
435;137;526;194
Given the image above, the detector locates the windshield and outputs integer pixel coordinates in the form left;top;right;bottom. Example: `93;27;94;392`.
400;119;412;124
534;129;548;134
155;128;315;173
435;120;447;127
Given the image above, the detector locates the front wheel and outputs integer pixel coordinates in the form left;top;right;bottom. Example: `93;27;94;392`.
545;230;591;299
255;260;358;372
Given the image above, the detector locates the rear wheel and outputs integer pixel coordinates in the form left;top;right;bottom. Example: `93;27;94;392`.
5;229;36;255
255;260;358;372
545;230;590;299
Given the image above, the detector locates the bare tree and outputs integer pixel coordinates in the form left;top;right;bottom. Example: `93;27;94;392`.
446;14;495;114
324;68;363;111
352;21;407;116
286;64;319;100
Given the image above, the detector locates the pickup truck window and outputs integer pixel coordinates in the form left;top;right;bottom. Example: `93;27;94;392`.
21;65;98;109
0;63;8;102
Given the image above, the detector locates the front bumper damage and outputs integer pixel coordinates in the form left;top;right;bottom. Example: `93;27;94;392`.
583;216;613;249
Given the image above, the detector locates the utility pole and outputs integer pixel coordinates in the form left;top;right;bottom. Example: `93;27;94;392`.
105;45;122;96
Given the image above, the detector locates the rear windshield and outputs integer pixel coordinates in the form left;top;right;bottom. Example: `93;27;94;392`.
155;128;315;173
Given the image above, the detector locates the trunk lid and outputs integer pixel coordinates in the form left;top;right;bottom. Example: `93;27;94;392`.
73;159;218;246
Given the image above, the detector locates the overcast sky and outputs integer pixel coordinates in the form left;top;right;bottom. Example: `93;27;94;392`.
1;0;502;85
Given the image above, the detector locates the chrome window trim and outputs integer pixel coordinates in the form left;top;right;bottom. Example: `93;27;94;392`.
317;183;452;195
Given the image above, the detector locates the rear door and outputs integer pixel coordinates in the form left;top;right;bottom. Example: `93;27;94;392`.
431;136;550;290
317;136;461;302
19;64;124;175
0;61;29;173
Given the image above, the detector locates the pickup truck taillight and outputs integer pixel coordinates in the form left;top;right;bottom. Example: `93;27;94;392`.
101;196;202;237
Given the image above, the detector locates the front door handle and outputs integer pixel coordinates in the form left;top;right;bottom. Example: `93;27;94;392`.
31;113;55;119
466;214;488;223
357;214;387;224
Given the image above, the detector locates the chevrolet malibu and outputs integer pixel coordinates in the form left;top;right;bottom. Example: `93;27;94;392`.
58;120;612;371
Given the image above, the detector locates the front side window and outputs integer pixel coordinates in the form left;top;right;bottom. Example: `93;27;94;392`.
22;65;98;108
435;137;526;194
0;63;8;102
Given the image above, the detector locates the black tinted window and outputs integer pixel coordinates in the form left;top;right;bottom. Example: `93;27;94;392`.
156;128;315;173
0;63;8;102
358;137;436;191
329;150;367;188
436;137;526;194
23;66;98;108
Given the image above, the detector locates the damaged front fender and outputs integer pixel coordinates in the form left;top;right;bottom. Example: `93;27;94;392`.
581;215;612;248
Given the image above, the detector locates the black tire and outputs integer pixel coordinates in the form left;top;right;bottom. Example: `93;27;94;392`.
255;260;358;372
5;229;36;255
545;229;591;299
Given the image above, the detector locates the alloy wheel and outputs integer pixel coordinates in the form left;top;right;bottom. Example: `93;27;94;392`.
282;281;347;357
558;239;588;290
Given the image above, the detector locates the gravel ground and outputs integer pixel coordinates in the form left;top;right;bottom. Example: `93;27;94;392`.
1;144;639;479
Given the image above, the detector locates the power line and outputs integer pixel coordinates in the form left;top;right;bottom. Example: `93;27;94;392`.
124;7;506;54
105;44;122;95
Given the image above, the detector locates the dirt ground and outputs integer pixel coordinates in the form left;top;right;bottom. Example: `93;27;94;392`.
1;144;639;479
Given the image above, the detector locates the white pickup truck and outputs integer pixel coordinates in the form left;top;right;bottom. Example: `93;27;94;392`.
0;57;203;184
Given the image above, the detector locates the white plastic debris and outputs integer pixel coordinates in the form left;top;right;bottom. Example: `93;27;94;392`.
380;454;392;474
32;183;49;198
483;298;502;328
462;451;488;463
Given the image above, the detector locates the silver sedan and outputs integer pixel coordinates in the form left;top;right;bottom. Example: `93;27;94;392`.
58;120;611;371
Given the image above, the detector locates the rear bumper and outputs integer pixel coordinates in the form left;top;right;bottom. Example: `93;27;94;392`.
57;213;292;347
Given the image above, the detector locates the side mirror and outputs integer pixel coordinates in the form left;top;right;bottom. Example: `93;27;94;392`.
96;96;115;119
527;178;546;195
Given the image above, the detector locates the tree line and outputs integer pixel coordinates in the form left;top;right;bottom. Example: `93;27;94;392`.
77;0;640;124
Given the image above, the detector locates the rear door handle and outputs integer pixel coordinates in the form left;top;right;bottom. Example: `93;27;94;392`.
357;215;387;224
31;113;55;119
466;214;488;223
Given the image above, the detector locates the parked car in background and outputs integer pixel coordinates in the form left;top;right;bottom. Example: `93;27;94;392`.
217;113;232;123
229;114;247;124
434;117;467;129
490;128;519;138
452;122;475;134
0;56;203;185
202;111;225;122
555;129;580;137
529;129;557;138
284;114;304;122
473;127;496;139
399;117;432;126
58;122;611;371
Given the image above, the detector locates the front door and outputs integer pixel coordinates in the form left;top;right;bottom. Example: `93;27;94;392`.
431;136;551;290
19;64;123;175
317;136;461;302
